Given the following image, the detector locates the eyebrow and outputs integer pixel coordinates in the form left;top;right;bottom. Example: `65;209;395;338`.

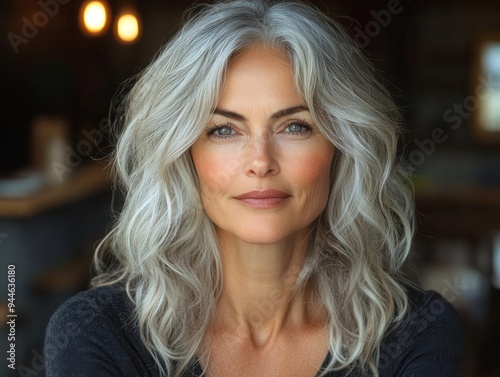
212;105;309;122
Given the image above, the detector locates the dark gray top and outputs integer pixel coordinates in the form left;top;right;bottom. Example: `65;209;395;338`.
44;283;463;376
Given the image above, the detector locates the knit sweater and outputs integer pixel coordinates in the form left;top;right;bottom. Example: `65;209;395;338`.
44;283;463;376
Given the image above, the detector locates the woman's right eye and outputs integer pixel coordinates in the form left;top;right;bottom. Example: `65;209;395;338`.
206;124;236;139
214;126;233;136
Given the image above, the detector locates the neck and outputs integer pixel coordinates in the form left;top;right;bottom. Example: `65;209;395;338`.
213;226;325;348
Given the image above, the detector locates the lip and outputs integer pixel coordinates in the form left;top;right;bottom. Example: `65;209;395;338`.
234;190;291;209
234;189;291;199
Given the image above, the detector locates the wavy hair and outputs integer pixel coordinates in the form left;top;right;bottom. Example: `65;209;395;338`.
92;1;416;376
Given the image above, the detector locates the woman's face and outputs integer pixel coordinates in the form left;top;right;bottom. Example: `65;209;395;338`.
190;45;335;245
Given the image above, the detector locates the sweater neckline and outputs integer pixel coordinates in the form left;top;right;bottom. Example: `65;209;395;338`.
187;351;334;376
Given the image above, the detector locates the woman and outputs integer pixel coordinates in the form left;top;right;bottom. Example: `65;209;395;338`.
45;0;463;376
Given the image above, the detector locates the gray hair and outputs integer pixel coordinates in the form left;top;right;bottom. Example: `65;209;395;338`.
92;1;416;376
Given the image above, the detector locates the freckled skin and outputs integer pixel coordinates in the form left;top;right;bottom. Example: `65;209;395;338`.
190;45;335;246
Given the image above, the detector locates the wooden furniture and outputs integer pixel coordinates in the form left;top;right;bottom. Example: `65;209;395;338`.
0;161;110;218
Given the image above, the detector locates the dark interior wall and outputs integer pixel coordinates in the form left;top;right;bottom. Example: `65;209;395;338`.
6;1;499;185
0;0;185;173
1;0;499;175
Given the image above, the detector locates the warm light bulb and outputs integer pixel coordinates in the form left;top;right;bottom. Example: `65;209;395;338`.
117;14;140;42
80;1;109;35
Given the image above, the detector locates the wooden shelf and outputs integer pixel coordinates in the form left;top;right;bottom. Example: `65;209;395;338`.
0;161;111;218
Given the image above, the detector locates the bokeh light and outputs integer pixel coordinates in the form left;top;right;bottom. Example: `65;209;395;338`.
116;13;140;43
79;1;110;36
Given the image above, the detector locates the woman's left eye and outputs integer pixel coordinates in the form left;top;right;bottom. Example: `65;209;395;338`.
284;122;311;134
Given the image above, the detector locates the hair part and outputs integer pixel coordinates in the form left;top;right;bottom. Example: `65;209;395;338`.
92;1;417;376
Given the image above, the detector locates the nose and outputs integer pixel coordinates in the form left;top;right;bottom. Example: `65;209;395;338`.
244;134;280;177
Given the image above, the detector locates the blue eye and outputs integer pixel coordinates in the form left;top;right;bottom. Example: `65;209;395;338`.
285;121;311;134
215;126;233;136
206;124;236;139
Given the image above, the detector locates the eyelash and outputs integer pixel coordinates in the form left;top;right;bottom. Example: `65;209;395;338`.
205;123;236;139
205;120;313;139
285;120;313;134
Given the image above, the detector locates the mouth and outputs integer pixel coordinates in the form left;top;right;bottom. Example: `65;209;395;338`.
234;190;291;208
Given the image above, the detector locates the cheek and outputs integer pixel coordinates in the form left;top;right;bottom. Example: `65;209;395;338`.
294;146;334;207
191;147;239;202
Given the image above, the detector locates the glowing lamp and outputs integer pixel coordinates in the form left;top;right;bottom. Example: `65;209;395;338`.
79;1;110;36
116;12;140;43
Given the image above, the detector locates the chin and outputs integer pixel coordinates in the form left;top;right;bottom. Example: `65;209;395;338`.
225;227;304;246
234;232;285;245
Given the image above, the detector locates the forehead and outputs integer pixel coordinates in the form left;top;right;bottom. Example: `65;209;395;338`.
228;44;292;72
217;45;304;111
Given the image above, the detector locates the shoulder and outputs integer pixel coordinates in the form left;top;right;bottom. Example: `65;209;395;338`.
404;285;463;346
46;284;130;331
45;284;159;376
406;284;462;330
378;284;464;376
47;286;132;337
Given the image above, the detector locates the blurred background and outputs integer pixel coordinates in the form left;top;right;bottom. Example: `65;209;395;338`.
0;0;499;376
